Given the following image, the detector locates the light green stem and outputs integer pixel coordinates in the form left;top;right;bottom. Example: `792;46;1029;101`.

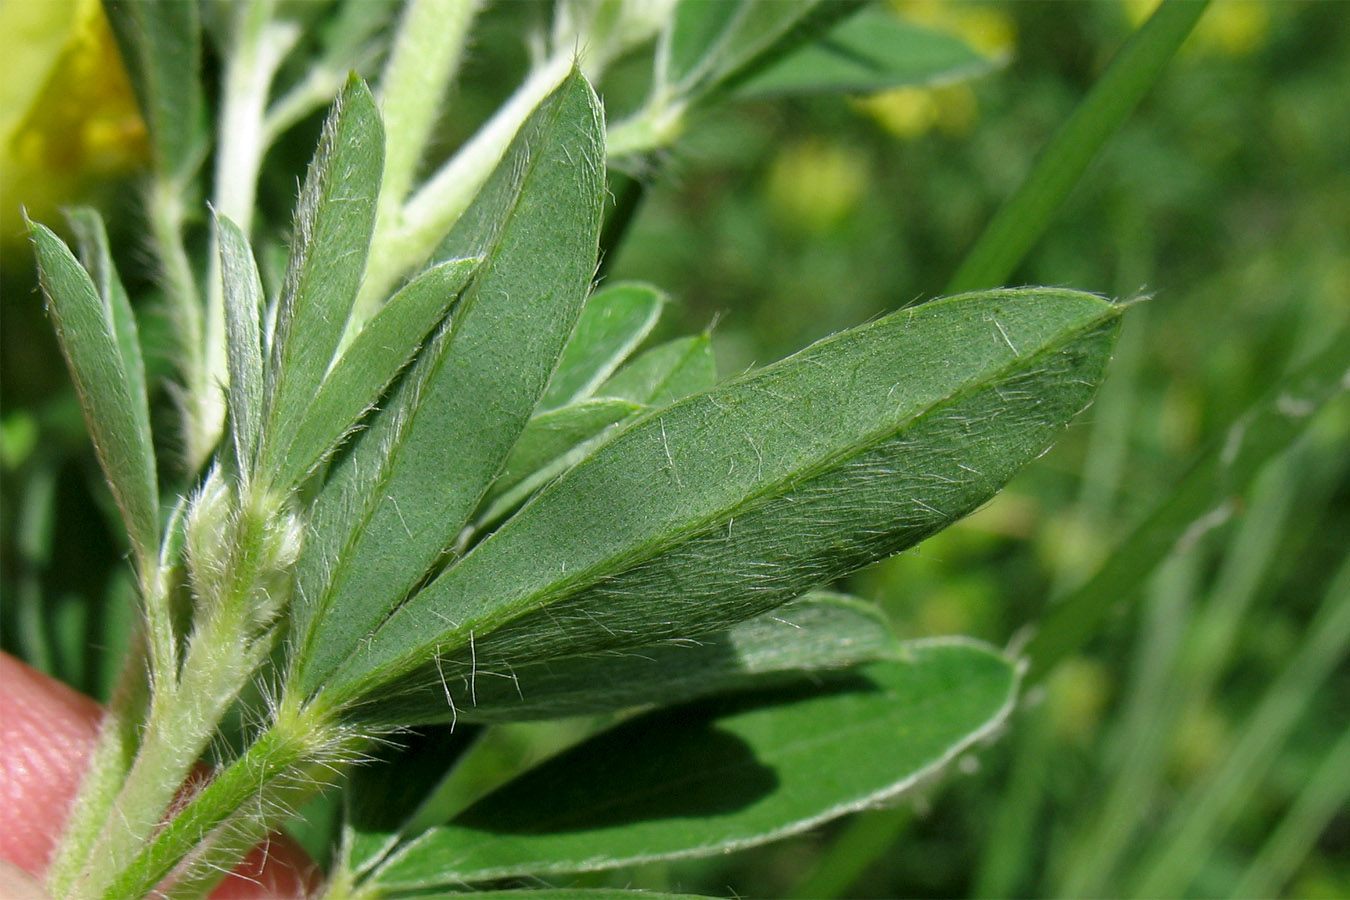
44;631;152;898
197;0;298;474
63;496;284;900
355;52;575;316
99;704;351;900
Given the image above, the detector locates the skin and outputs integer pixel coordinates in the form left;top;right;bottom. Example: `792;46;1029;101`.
0;652;320;900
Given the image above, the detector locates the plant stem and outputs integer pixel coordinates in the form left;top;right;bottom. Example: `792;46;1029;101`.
64;488;289;900
195;0;297;474
103;701;353;900
373;0;483;257
945;0;1209;294
145;177;211;472
44;631;152;898
356;52;576;316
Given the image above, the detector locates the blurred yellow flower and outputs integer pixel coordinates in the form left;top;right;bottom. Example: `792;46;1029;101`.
892;0;1017;60
0;0;147;242
763;138;867;235
853;2;1011;141
1124;0;1270;57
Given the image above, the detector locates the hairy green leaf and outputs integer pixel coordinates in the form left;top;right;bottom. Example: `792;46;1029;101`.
215;215;266;472
324;289;1119;711
367;641;1017;887
289;70;606;695
733;7;997;98
262;75;383;468
266;257;479;488
30;220;159;567
599;333;718;407
664;0;866;104
433;592;901;724
540;282;665;410
102;0;205;180
481;398;642;513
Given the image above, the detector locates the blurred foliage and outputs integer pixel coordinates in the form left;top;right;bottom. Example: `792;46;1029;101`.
1;0;1347;897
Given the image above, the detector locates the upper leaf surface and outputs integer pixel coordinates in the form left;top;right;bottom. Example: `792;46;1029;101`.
290;70;606;694
599;334;718;407
733;7;997;98
324;289;1120;706
539;282;665;411
30;220;159;567
368;641;1017;887
263;75;383;468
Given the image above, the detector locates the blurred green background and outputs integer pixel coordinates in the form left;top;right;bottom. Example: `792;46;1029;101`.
2;1;1347;897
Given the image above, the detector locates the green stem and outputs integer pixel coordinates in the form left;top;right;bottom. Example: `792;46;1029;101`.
356;52;576;313
145;177;211;473
64;492;285;900
196;0;297;474
44;630;152;898
945;0;1209;294
97;715;322;900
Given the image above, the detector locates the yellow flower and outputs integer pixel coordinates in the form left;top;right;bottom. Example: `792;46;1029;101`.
0;0;147;242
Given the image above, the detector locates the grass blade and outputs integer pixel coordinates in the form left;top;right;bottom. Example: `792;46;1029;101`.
945;0;1209;294
1023;324;1350;682
1129;554;1350;898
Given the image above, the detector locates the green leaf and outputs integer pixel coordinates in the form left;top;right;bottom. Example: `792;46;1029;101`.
599;333;718;407
442;592;902;724
102;0;206;180
481;398;642;512
266;257;479;489
289;70;606;696
366;641;1018;888
215;214;266;472
733;7;998;99
29;220;159;567
342;725;483;879
663;0;866;104
324;288;1120;711
262;75;383;469
64;209;150;439
540;282;665;410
